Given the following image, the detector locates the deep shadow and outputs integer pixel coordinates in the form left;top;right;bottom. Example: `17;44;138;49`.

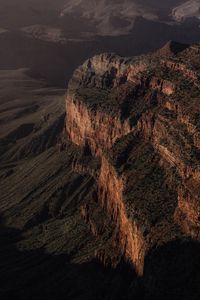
0;217;137;300
143;239;200;300
1;213;200;300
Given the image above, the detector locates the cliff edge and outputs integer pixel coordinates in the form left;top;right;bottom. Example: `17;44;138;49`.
66;41;200;276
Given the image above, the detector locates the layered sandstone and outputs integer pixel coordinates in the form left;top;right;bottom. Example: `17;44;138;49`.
65;41;200;275
98;155;146;275
66;94;132;156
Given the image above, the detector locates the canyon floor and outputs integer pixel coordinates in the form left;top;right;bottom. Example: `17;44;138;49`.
0;41;200;299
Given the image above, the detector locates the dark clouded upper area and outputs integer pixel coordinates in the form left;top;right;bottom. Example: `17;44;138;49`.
0;0;200;35
0;0;200;85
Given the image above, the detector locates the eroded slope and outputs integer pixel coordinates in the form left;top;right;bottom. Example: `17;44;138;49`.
0;69;134;300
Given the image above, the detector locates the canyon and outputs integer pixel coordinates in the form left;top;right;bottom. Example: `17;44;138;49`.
0;41;200;299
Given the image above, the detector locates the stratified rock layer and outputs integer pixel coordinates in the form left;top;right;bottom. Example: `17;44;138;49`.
66;42;200;275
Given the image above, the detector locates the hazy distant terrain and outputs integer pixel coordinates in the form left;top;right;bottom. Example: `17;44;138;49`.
0;0;200;86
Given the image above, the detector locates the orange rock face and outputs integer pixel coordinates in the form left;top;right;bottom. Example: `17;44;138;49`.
65;41;200;275
98;156;146;275
66;95;132;157
175;181;200;240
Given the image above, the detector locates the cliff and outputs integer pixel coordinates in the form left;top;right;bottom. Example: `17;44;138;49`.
66;41;200;275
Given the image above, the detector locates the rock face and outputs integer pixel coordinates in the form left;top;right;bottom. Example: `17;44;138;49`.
98;155;146;275
66;42;200;275
66;94;132;156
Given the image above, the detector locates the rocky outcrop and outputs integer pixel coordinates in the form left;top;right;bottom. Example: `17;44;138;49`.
161;59;198;80
66;95;132;156
149;77;175;96
175;181;200;240
65;41;200;275
98;156;146;275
